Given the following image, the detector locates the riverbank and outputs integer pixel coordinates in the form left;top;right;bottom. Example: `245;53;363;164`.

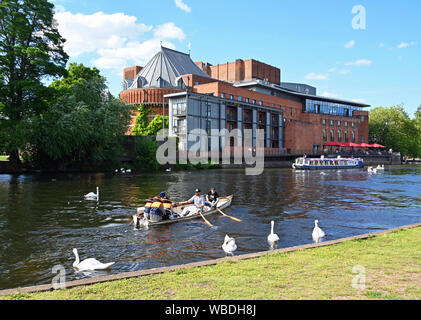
1;224;420;300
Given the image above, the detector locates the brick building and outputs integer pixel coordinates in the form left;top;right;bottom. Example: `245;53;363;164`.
120;46;369;153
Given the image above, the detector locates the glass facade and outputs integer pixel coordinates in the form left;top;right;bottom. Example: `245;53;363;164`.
305;99;362;117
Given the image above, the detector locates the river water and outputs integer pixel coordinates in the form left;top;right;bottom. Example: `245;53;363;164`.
0;166;420;290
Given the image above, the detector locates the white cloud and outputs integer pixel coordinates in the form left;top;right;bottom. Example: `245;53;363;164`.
328;67;337;73
175;0;191;13
53;10;187;73
397;41;417;49
344;40;355;49
154;22;186;40
344;59;372;66
304;72;329;80
322;91;339;98
339;69;351;75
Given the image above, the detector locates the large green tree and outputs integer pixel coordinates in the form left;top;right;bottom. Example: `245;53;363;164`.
369;105;421;157
132;104;168;136
29;63;134;169
0;0;68;168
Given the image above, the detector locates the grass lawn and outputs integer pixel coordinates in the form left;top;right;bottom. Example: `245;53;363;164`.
2;227;420;300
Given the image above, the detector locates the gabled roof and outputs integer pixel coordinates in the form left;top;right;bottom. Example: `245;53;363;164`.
128;46;210;89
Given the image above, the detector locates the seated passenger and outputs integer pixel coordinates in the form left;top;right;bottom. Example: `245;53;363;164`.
205;187;219;209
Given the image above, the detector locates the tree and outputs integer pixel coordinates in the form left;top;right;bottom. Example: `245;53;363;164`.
29;64;134;169
132;105;168;136
369;105;421;157
0;0;68;168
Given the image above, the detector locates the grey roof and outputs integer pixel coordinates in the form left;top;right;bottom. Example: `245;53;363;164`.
128;46;210;90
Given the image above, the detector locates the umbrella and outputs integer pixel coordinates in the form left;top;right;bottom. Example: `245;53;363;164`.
370;143;386;148
341;142;360;148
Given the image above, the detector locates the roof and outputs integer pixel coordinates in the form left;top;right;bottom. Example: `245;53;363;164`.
234;79;371;108
128;46;210;89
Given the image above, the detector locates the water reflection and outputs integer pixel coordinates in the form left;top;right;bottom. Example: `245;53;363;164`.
0;166;420;289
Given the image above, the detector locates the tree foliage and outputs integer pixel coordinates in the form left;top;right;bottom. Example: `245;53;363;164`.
132;104;168;136
28;63;134;168
369;105;421;157
0;0;68;167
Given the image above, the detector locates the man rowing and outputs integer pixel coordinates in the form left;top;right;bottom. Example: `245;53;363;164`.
178;189;205;217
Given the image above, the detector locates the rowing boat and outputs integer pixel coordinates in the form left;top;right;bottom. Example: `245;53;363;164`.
133;195;233;227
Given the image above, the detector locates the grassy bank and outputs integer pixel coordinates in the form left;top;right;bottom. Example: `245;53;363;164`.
2;227;420;300
0;155;8;162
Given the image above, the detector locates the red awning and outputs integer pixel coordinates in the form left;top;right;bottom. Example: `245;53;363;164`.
341;142;360;147
370;143;386;148
359;143;371;148
323;142;342;146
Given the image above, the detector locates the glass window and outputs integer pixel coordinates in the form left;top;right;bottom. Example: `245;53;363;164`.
230;95;233;100
338;130;342;142
238;96;242;102
323;129;327;142
338;121;341;127
352;131;356;142
259;101;263;106
330;120;334;126
245;98;249;103
322;119;326;126
330;130;334;142
221;93;225;98
252;100;256;104
345;121;348;127
345;131;349;142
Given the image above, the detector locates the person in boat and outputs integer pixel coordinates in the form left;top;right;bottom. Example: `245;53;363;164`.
205;187;219;209
178;189;205;217
159;192;179;220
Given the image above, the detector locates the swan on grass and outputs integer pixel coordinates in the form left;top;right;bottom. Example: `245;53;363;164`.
267;220;280;244
312;220;325;241
222;235;237;256
72;248;115;271
84;187;99;201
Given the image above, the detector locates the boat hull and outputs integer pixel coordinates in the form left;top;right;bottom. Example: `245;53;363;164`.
134;195;233;226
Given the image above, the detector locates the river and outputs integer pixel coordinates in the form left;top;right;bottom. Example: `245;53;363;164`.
0;166;420;290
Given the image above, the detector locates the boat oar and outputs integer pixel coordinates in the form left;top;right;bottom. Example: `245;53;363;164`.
216;208;242;222
198;210;213;227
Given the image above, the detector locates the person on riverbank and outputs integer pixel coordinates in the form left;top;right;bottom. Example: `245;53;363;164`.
178;189;205;217
205;187;219;209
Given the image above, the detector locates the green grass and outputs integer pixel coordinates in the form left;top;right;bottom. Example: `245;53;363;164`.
2;227;420;300
0;155;9;162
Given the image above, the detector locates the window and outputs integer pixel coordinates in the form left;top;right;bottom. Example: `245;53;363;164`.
259;101;263;106
338;121;341;127
344;131;349;142
352;122;355;128
238;96;242;102
338;130;342;142
330;120;334;126
323;129;327;142
194;81;199;86
345;121;348;127
352;131;356;142
230;95;233;100
245;98;249;103
330;130;334;142
361;116;365;121
172;103;186;116
252;100;256;104
221;93;225;98
322;119;326;126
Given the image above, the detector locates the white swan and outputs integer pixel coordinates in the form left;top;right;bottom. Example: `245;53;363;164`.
72;248;115;271
84;186;99;201
222;235;237;256
126;169;132;173
312;220;325;241
367;166;377;174
267;220;280;244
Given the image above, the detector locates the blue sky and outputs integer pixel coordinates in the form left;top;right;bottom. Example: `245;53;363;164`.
50;0;421;116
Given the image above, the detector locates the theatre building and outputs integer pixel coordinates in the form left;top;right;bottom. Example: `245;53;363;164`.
120;46;370;153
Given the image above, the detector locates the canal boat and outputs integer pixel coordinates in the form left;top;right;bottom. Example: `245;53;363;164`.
292;156;364;170
133;195;233;227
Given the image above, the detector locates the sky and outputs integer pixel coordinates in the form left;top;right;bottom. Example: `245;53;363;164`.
50;0;421;116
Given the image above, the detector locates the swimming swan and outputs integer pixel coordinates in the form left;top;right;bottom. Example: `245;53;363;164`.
72;248;114;271
84;187;99;201
312;220;325;240
222;235;237;256
267;220;280;244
